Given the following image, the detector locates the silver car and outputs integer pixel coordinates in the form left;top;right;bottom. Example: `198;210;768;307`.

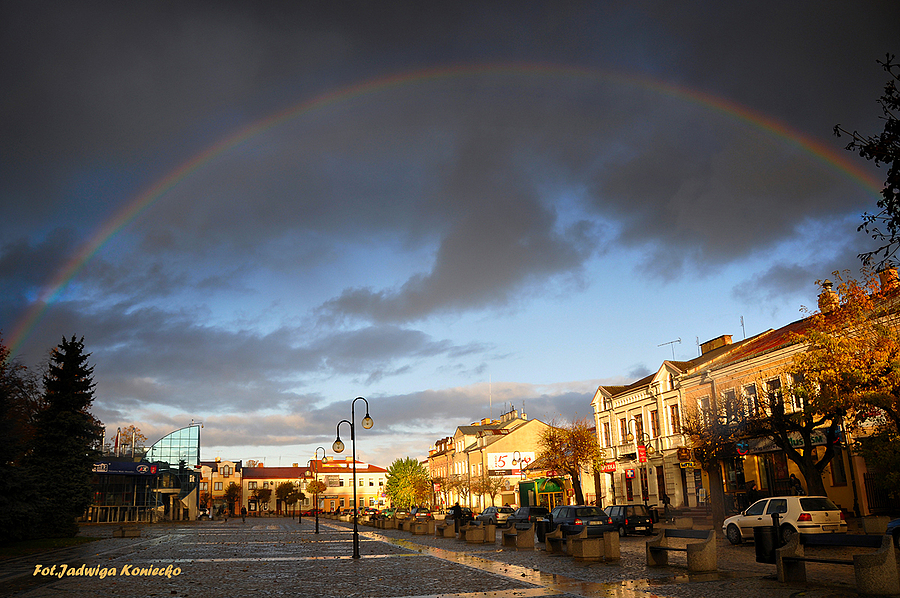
723;495;847;544
476;505;514;525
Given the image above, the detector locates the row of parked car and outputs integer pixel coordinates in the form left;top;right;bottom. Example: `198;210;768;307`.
482;503;656;542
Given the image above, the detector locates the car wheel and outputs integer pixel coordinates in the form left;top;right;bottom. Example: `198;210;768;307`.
618;525;627;537
726;524;742;545
780;524;797;544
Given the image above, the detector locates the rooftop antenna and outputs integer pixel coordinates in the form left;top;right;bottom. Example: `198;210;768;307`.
696;336;700;356
741;316;746;339
658;338;681;360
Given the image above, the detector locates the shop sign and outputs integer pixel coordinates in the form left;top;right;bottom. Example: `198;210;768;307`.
748;428;840;454
637;445;647;463
625;469;636;479
677;447;692;461
601;461;617;473
679;461;696;469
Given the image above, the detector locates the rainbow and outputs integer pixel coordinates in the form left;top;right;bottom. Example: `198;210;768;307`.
3;63;884;363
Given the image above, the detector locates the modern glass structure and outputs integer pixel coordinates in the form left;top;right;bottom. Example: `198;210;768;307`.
146;424;201;467
87;424;202;523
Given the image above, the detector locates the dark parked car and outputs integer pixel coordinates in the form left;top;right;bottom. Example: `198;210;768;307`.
410;507;434;520
476;506;515;526
506;506;550;533
543;505;615;541
604;504;655;536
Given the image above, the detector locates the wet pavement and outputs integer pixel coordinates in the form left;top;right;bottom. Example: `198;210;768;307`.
0;517;884;597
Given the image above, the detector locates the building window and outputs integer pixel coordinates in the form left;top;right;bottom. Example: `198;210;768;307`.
339;478;344;487
767;377;783;411
670;405;681;435
721;388;738;422
248;481;257;490
340;498;345;507
634;414;644;438
214;482;222;491
369;478;374;486
200;482;208;491
379;479;384;487
359;478;364;487
221;465;231;477
789;373;805;410
742;384;758;416
699;396;711;426
619;418;628;444
650;410;660;438
603;422;612;447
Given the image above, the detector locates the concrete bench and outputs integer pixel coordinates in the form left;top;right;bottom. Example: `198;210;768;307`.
425;519;437;535
646;528;716;572
464;522;497;544
777;533;899;596
435;521;455;538
411;520;428;535
544;525;566;554
502;523;535;550
113;526;140;538
569;528;620;562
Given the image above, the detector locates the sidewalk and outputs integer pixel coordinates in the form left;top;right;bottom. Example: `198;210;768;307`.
0;517;879;598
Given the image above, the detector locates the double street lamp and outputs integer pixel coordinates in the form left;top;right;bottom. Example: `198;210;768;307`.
308;446;326;534
332;397;373;559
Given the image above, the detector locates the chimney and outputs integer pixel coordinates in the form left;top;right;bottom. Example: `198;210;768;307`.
699;335;732;355
879;266;899;293
818;279;839;313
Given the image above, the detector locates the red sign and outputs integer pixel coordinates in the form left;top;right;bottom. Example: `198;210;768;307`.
625;469;636;479
601;461;617;473
637;445;647;463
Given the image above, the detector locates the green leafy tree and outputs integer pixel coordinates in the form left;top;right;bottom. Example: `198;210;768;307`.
536;417;602;505
0;337;43;540
306;479;326;511
835;54;900;269
384;457;431;509
26;336;102;538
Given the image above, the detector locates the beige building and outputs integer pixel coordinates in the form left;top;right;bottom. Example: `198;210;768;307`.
428;408;550;511
592;335;752;510
305;457;388;512
241;465;308;515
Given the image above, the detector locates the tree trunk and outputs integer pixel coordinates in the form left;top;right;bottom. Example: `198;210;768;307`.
705;463;726;536
570;470;585;505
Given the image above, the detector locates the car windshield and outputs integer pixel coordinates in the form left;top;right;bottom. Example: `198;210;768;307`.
574;507;604;517
800;497;839;511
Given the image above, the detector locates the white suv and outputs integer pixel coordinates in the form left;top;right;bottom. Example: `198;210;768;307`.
723;495;847;544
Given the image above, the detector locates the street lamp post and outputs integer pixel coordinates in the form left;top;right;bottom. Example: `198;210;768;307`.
332;397;373;559
309;447;326;534
626;422;655;506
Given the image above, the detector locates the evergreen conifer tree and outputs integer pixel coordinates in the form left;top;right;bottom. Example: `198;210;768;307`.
28;336;102;537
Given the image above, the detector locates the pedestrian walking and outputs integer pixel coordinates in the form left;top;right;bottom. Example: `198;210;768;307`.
661;492;671;522
789;474;805;495
241;506;247;523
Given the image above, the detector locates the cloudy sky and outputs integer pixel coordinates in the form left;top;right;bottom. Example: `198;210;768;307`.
1;1;897;467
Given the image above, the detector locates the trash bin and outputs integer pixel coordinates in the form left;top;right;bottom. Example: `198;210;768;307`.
754;525;779;563
648;506;659;523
